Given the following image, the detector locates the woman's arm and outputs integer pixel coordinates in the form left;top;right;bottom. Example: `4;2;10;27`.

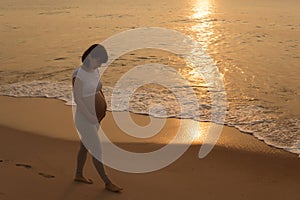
72;77;98;124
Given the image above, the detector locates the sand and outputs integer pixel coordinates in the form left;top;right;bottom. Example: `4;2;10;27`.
0;96;299;200
1;0;300;199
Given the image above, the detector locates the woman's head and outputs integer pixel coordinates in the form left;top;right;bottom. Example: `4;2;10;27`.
81;44;108;68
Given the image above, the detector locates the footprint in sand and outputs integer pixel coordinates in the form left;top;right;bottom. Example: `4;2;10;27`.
13;161;56;179
38;172;55;179
0;159;9;163
53;57;67;61
15;163;32;169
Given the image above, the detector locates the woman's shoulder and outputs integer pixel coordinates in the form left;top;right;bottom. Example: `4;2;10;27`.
72;67;80;79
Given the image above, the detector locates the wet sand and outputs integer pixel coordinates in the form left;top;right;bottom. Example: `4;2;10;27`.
1;0;300;199
0;96;299;200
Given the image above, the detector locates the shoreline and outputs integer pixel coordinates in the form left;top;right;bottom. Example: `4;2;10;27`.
1;0;300;198
0;95;299;157
1;96;299;199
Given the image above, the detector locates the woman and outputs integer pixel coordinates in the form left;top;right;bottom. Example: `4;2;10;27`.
72;44;123;193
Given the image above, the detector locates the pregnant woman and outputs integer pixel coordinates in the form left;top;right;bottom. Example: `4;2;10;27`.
72;44;123;193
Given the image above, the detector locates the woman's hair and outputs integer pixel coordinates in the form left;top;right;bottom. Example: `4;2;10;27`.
81;44;108;65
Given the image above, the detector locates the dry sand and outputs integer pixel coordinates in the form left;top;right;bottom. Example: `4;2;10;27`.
0;96;299;200
1;0;300;199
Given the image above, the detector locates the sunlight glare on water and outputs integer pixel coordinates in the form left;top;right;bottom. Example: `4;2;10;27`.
190;0;214;50
192;0;211;19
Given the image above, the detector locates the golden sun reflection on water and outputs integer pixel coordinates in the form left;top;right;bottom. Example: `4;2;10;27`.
190;0;214;50
189;121;211;145
177;0;220;145
180;0;216;83
192;0;211;19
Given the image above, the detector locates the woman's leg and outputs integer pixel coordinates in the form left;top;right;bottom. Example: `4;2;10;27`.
92;156;123;192
74;110;122;191
75;142;88;177
92;156;111;184
74;142;93;184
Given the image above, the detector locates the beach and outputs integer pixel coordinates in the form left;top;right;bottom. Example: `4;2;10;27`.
1;0;300;199
0;96;299;200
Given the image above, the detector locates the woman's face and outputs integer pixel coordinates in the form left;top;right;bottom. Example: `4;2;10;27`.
88;55;102;70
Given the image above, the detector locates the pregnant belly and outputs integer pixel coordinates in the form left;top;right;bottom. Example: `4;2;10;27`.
95;92;107;121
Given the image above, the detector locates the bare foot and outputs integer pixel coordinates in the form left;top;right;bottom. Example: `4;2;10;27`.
74;176;93;184
105;182;123;193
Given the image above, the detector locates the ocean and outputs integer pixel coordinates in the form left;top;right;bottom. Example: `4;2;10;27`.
0;0;299;156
